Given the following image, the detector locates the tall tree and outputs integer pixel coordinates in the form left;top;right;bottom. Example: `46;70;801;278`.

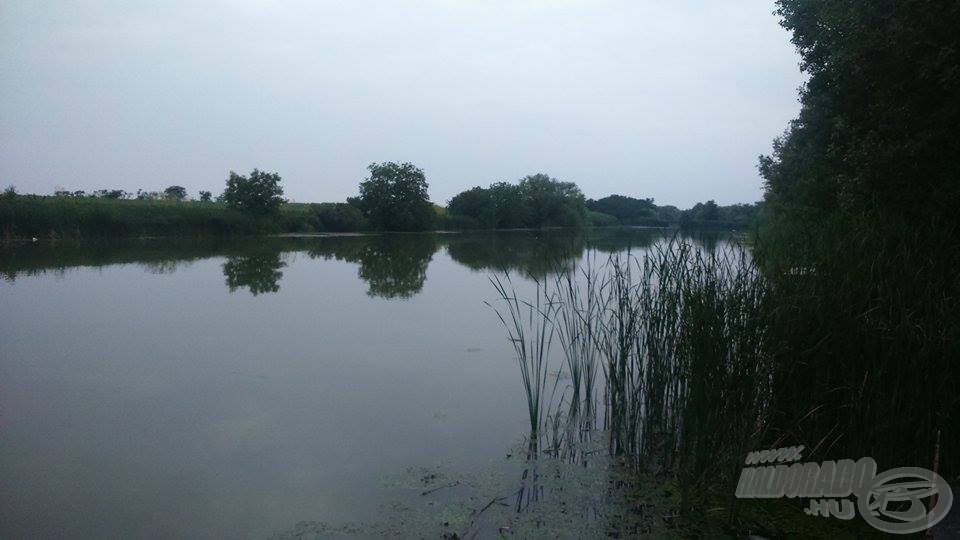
222;169;285;215
164;185;187;201
356;162;435;231
761;1;960;222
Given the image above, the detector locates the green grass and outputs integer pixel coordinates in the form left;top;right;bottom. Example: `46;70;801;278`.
0;195;318;239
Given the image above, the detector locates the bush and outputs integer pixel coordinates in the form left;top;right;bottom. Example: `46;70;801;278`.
586;210;619;227
438;213;480;230
312;203;365;232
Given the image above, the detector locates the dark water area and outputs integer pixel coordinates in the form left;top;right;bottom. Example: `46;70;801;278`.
0;229;738;538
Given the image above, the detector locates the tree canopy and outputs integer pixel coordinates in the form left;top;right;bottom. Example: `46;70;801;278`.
760;0;960;223
753;1;960;473
222;169;286;215
164;185;187;201
446;174;586;229
586;195;670;225
354;162;435;231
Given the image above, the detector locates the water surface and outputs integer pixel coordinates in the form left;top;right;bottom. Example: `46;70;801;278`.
0;229;733;537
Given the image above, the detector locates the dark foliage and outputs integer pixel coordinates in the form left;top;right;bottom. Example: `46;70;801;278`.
0;196;315;239
756;0;960;475
311;202;366;232
585;210;619;227
92;189;129;199
446;174;586;229
679;201;759;230
585;194;758;229
355;162;435;231
222;169;286;215
306;234;438;298
222;251;285;295
586;194;660;225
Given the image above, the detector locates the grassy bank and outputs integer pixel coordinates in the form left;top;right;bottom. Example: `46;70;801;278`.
1;191;758;240
0;195;323;239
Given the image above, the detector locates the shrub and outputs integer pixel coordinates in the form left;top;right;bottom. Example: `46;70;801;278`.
312;203;365;232
586;210;619;227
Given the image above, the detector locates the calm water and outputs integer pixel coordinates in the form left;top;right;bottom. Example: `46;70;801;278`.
0;229;734;538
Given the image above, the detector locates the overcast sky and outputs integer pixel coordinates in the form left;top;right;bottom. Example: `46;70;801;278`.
1;0;802;208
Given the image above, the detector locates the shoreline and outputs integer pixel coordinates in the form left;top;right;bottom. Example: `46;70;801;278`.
1;225;696;245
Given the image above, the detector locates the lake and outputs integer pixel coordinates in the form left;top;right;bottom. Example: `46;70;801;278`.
0;229;737;538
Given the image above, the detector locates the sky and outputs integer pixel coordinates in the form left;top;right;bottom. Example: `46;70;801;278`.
0;0;803;208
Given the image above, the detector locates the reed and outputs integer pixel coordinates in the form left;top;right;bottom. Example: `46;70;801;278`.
487;273;562;438
756;214;959;475
491;237;774;506
551;252;605;435
494;223;959;530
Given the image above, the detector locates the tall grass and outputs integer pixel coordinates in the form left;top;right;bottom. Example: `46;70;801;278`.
0;195;318;239
487;274;561;439
493;221;959;528
490;238;772;505
756;213;959;476
553;252;604;434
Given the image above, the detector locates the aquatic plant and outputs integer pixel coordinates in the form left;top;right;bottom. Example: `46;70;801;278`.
488;273;562;438
491;238;773;508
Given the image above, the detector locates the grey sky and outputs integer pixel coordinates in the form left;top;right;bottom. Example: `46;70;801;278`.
1;0;802;208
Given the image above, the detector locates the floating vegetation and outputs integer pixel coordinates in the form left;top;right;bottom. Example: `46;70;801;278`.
270;436;668;539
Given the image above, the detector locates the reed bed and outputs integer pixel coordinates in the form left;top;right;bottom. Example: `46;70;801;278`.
756;215;959;476
489;238;772;502
493;224;959;521
489;220;960;540
487;274;562;439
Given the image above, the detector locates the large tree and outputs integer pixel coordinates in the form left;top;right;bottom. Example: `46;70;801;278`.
221;169;285;215
756;0;960;476
517;173;586;228
760;1;960;222
164;185;187;201
356;162;435;231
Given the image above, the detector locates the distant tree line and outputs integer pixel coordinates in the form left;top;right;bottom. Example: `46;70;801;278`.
583;194;758;230
5;163;761;238
585;195;678;227
52;187;213;202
